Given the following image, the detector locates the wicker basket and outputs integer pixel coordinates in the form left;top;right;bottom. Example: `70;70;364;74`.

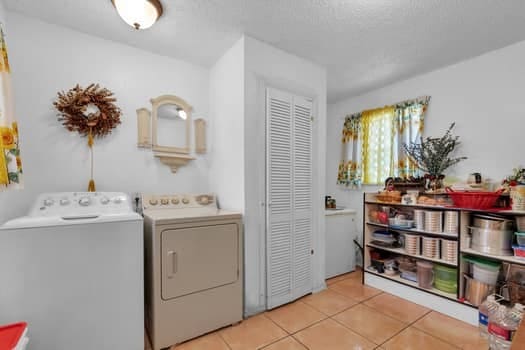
375;191;402;203
445;188;503;209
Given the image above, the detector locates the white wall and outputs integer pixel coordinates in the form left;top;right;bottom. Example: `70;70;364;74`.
243;36;327;315
209;38;245;211
0;12;210;222
327;39;525;244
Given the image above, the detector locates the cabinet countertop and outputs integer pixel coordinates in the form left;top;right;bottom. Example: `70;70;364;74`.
325;208;357;216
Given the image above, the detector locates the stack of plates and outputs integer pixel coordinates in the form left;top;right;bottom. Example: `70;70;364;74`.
422;237;440;259
404;233;420;255
413;210;425;230
425;211;443;233
443;211;458;234
441;239;458;263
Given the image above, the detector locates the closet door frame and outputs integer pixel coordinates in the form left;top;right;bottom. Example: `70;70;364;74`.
249;76;324;315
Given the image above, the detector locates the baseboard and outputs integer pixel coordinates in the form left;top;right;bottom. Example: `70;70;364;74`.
365;272;478;326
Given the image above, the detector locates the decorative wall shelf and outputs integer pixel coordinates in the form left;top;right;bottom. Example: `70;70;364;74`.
154;152;195;173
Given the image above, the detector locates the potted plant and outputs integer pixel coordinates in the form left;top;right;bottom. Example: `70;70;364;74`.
403;123;467;192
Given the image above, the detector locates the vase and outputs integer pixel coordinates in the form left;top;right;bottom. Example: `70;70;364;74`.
425;174;445;193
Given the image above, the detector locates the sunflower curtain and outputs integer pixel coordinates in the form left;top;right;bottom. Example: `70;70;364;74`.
0;25;22;190
392;96;430;179
337;96;430;188
337;112;362;188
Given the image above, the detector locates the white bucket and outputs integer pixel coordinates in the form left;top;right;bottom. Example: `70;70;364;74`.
472;263;499;286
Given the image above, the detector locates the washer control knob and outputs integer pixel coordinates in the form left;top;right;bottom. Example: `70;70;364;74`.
44;198;55;206
161;198;169;205
78;197;91;206
171;197;179;205
199;196;209;205
100;196;110;205
149;198;158;206
182;197;190;205
59;198;70;206
113;197;123;204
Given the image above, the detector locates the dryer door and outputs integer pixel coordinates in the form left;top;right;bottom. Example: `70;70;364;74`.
161;223;239;300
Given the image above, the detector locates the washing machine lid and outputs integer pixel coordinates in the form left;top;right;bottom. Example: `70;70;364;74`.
144;208;241;225
1;192;141;229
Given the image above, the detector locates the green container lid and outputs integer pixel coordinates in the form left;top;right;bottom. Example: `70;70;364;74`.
433;264;458;274
462;255;501;270
516;232;525;236
434;279;457;293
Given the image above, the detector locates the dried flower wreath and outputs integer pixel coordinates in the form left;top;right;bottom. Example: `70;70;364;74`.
53;83;122;191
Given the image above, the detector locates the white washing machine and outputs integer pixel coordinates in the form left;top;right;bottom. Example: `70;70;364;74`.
142;193;243;350
0;192;144;350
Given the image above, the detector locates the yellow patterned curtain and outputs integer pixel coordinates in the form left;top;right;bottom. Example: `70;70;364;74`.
361;106;396;184
337;96;430;187
0;25;22;190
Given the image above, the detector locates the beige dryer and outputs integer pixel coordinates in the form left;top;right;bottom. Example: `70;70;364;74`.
142;194;243;350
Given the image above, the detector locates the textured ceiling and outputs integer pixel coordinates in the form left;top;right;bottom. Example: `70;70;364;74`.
5;0;525;102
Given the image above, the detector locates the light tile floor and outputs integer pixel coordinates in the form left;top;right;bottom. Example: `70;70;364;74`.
144;269;488;350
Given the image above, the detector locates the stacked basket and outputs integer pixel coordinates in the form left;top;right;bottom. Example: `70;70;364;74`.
441;239;458;263
422;237;439;259
404;233;420;255
424;211;442;233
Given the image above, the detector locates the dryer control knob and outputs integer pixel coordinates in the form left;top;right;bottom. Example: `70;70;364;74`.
161;198;169;205
44;198;55;206
149;199;158;206
199;196;209;205
60;198;70;206
171;198;179;205
100;196;110;205
78;197;91;206
182;198;190;205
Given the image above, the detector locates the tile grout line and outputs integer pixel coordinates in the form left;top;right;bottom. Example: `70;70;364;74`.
328;314;384;348
290;333;311;350
409;323;463;350
374;310;464;350
327;285;384;303
216;329;234;350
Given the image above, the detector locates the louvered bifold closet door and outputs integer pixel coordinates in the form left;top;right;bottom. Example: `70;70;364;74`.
266;88;313;309
291;96;313;299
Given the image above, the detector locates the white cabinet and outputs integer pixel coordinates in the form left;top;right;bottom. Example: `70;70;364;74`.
325;209;357;279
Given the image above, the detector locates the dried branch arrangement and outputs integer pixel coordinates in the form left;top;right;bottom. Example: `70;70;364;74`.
53;83;121;138
403;123;467;176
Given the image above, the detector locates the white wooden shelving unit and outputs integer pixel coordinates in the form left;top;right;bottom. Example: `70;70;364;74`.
362;192;525;326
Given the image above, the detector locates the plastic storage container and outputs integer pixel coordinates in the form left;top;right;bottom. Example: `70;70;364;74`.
416;261;434;289
0;322;28;350
517;216;525;232
441;239;458;263
515;232;525;246
422;237;439;259
473;263;500;286
403;233;420;255
434;264;457;293
512;245;525;260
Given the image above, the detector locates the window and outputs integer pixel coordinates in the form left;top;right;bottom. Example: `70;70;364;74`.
337;96;430;187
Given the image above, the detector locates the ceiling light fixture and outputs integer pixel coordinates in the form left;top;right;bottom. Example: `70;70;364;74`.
111;0;163;30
